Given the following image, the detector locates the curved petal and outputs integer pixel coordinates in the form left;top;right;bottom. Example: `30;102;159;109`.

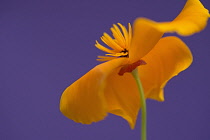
153;0;209;36
104;69;141;129
157;0;210;36
139;36;193;101
129;17;163;63
129;0;209;62
60;58;127;124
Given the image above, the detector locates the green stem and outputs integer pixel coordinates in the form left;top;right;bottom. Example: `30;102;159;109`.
131;68;147;140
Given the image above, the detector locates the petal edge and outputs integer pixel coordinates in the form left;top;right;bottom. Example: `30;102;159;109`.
139;36;193;101
60;58;127;124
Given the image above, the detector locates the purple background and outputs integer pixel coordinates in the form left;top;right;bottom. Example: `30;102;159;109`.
1;0;210;140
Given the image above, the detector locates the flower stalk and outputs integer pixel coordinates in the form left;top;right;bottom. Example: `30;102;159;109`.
131;68;147;140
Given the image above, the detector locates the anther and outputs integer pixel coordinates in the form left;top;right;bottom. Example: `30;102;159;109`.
119;49;129;57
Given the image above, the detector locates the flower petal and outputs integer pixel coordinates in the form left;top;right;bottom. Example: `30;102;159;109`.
60;58;127;124
139;36;193;101
129;0;209;62
151;0;210;36
129;18;163;62
104;69;141;129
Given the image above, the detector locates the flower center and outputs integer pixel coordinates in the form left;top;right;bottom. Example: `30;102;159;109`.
95;23;132;61
119;49;129;57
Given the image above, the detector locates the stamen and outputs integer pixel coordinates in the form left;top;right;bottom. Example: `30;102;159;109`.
95;41;115;54
113;24;126;45
111;26;125;47
95;23;132;61
96;56;117;61
117;23;129;48
101;33;122;51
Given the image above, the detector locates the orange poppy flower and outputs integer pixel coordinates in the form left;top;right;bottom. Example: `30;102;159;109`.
60;0;209;129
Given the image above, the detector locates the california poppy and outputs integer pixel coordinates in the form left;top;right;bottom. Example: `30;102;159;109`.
60;0;209;129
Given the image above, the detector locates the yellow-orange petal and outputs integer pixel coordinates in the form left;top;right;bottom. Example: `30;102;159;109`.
60;58;127;124
129;18;164;63
104;69;141;129
138;36;193;101
153;0;210;36
129;0;209;62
